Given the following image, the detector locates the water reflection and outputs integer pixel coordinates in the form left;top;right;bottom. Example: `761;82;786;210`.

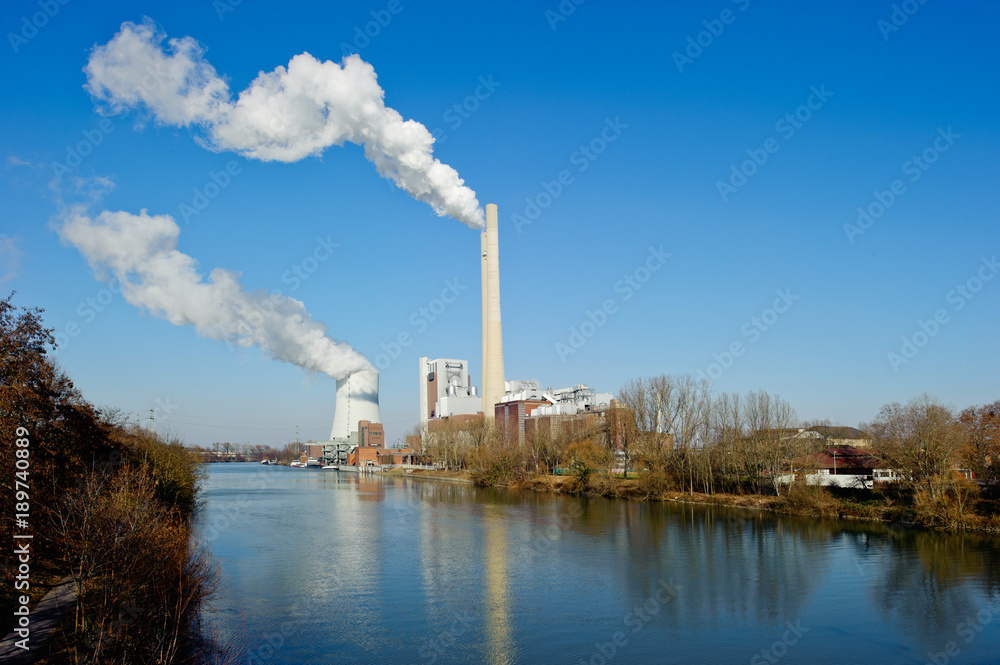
483;504;514;665
196;466;1000;665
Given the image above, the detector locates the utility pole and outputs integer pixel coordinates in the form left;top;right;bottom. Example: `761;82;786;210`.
149;407;155;432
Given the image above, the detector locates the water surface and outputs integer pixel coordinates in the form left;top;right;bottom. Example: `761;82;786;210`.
195;463;1000;664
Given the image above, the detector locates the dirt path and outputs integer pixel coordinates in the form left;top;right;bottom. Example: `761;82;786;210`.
0;577;77;664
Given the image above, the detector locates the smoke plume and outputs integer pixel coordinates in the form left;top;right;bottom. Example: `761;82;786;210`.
84;18;485;228
57;203;373;381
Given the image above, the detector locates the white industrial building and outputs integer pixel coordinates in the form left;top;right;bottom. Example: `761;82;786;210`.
498;380;613;415
322;369;382;465
418;357;481;425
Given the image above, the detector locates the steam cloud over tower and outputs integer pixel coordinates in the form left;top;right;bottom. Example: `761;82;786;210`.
330;370;382;441
481;203;505;418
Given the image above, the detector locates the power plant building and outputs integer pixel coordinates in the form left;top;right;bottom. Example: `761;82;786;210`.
419;357;481;425
495;382;614;446
323;369;383;466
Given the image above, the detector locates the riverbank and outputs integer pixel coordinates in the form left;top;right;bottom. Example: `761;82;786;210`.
1;298;224;663
381;467;474;483
383;468;1000;533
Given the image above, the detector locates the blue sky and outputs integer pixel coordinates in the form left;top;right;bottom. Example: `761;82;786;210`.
3;0;998;447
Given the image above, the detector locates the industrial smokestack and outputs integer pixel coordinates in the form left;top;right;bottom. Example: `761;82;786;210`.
481;203;505;419
330;370;382;441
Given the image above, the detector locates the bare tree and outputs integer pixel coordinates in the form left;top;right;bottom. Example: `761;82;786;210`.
618;374;713;493
866;394;962;498
605;401;638;478
958;400;1000;483
739;390;799;496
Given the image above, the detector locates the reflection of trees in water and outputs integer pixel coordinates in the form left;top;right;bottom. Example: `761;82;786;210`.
408;485;833;625
858;525;1000;648
390;479;1000;651
602;503;832;627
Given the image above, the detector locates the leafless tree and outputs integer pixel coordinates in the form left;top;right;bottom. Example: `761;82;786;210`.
865;394;962;498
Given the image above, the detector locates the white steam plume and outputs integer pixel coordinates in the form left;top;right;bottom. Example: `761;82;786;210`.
84;18;485;228
57;204;372;381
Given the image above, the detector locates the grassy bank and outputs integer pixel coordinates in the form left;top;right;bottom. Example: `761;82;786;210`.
400;465;1000;533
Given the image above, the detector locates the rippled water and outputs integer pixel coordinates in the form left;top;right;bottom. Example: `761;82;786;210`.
194;463;1000;665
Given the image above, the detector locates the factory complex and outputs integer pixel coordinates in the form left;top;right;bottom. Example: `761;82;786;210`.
295;203;621;471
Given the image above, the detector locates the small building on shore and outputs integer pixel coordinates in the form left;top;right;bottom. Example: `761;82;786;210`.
799;447;882;489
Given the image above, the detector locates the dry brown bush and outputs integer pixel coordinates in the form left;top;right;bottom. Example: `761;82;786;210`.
913;476;982;530
775;482;838;515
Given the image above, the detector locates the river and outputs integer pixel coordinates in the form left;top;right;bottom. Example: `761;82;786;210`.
194;463;1000;664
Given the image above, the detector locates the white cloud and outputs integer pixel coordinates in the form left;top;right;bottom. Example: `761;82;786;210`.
85;18;485;228
57;205;372;381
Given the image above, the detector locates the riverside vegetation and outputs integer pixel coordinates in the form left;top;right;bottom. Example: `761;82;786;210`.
1;294;226;663
414;375;1000;532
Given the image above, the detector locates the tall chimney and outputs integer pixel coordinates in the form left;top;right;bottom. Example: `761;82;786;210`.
481;203;505;419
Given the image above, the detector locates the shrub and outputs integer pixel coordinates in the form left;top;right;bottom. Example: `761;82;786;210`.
468;445;529;487
51;463;221;663
913;476;981;530
776;482;838;515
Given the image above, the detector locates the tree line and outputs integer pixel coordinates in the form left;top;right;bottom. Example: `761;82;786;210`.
416;373;998;528
189;441;301;463
1;294;227;663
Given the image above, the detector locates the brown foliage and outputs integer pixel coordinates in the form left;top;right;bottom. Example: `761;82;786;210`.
467;444;530;486
866;394;963;497
49;464;220;663
1;294;223;662
958;401;1000;483
775;483;838;515
913;476;982;530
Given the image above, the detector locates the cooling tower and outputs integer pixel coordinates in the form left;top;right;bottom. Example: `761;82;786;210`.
481;203;505;418
329;369;381;441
